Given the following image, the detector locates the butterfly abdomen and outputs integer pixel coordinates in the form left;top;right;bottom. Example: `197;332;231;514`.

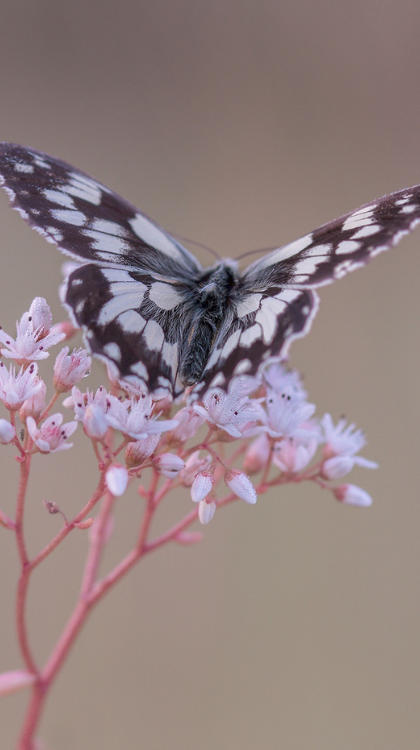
178;260;239;385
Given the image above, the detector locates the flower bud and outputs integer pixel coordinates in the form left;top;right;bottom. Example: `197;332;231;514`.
125;433;161;468
106;464;129;497
152;453;185;478
0;419;16;444
0;670;36;696
198;499;216;524
19;380;47;421
83;404;108;440
28;297;52;337
191;471;214;503
334;484;372;507
243;433;270;474
224;469;257;504
180;451;212;486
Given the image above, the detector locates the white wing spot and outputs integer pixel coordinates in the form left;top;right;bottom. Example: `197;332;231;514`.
236;294;262;318
51;209;87;226
82;229;129;253
46;227;64;242
255;307;277;344
401;204;416;214
129;213;181;259
66;173;102;205
334;259;354;278
234;360;252;375
102;269;145;284
143;319;165;351
221;329;242;359
43;189;75;208
14;162;34;174
130;361;149;381
239;324;261;347
351;224;381;239
90;218;129;237
162;340;179;372
342;207;375;231
256;233;313;269
98;291;144;325
149;282;184;310
103;343;122;362
336;240;361;255
117;310;147;334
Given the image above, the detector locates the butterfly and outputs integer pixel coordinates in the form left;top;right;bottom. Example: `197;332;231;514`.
0;142;419;399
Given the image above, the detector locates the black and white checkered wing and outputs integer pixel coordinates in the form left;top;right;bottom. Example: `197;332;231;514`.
0;143;202;396
195;186;420;393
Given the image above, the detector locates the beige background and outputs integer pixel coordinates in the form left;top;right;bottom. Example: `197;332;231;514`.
1;1;420;748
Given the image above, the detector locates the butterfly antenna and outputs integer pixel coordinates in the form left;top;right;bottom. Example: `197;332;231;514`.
235;244;280;262
169;232;221;260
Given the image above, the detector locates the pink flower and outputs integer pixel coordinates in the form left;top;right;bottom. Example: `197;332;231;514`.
53;347;91;392
321;415;378;478
19;379;47;421
194;380;264;438
165;406;205;443
243;433;271;474
125;434;161;468
27;413;78;453
69;386;111;440
106;394;178;440
272;437;318;474
0;298;65;364
180;451;212;486
0;362;44;411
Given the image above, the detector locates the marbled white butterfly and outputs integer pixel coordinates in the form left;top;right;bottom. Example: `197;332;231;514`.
0;143;419;399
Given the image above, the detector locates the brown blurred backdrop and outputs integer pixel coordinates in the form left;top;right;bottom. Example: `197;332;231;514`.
1;1;420;748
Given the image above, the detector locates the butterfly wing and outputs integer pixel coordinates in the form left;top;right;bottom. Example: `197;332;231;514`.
0;143;202;396
194;186;420;394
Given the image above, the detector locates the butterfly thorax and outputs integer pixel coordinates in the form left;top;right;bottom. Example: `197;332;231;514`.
179;259;239;385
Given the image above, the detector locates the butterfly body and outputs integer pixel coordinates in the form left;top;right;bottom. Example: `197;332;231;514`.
0;143;419;398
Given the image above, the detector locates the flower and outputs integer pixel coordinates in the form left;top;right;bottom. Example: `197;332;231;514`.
180;451;212;486
263;361;307;401
69;386;111;440
193;379;264;438
53;347;91;392
0;362;44;411
0;297;65;364
19;380;47;421
165;406;205;443
272;436;318;474
263;388;316;440
321;415;378;478
26;413;78;453
243;433;271;474
125;434;161;468
106;394;178;440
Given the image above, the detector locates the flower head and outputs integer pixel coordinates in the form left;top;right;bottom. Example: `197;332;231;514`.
321;415;378;479
0;362;44;411
53;347;91;392
0;298;65;364
194;379;264;438
27;413;78;453
106;394;178;440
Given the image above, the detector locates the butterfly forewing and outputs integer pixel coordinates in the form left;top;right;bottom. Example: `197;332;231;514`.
1;142;419;399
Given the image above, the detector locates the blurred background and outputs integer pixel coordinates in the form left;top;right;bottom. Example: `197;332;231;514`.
1;1;420;748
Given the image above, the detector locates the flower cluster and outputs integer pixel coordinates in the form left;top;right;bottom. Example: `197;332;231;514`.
0;298;378;525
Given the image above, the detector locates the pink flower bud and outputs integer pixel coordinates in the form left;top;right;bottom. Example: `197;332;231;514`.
322;456;354;480
180;451;212;486
334;484;372;507
191;471;214;503
106;464;129;496
19;379;47;421
28;297;52;337
53;347;91;392
0;670;35;696
0;419;16;444
151;453;185;478
198;498;216;524
225;469;257;504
